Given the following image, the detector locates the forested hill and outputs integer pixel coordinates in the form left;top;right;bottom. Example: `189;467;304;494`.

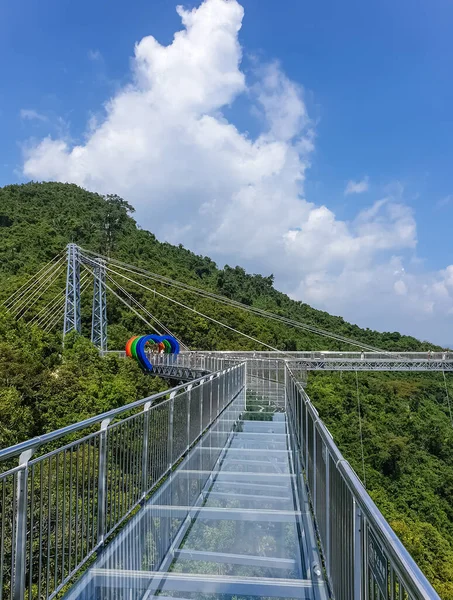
0;181;442;352
2;182;453;598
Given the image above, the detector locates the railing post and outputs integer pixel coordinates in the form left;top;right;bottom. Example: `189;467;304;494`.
222;370;226;411
168;392;176;470
186;385;193;452
199;380;205;437
284;363;288;412
325;448;331;578
209;375;214;424
244;361;247;409
305;399;309;471
141;401;152;500
97;417;111;544
353;501;363;600
313;419;317;511
13;448;34;600
225;369;229;407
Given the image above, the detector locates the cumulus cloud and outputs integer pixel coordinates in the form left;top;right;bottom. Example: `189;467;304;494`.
345;176;369;195
22;0;453;345
20;109;47;122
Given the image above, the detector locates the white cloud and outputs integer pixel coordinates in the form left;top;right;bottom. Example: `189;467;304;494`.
22;0;453;346
88;49;103;62
394;280;407;296
345;176;369;195
436;195;453;209
20;109;47;122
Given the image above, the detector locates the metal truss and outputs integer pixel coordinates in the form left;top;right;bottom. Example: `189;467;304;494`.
63;243;81;337
63;245;108;349
91;259;107;351
287;359;453;372
149;364;209;381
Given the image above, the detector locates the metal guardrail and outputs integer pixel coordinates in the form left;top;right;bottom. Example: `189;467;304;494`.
179;351;453;372
285;364;440;600
0;364;245;600
184;350;452;360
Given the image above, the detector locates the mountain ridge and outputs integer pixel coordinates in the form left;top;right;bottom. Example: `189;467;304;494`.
0;181;442;352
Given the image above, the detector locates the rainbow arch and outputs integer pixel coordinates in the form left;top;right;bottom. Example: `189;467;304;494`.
125;334;180;370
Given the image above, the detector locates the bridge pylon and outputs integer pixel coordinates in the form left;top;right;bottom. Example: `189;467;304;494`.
91;258;107;351
63;244;108;349
63;243;81;337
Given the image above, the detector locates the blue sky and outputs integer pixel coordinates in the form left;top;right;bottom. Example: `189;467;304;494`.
2;0;453;343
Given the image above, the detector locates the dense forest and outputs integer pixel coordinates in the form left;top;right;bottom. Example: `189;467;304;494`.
1;182;453;596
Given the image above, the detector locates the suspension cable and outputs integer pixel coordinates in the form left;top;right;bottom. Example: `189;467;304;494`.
10;258;65;316
7;255;64;313
79;263;161;335
30;288;66;326
2;252;63;308
105;274;189;351
103;281;161;334
79;247;389;353
355;370;367;488
442;370;453;428
104;265;284;353
34;272;90;329
36;296;66;329
15;262;66;320
6;255;65;314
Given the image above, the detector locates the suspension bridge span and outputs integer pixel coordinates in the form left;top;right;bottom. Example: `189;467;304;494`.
0;243;450;599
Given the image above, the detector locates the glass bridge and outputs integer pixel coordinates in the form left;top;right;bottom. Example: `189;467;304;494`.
0;357;440;600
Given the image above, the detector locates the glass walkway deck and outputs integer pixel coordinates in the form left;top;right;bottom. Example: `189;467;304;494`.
63;390;329;600
0;358;440;600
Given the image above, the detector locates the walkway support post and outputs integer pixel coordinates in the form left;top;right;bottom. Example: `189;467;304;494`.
353;501;362;600
13;449;34;600
186;385;193;453
141;401;152;500
97;417;111;545
167;392;176;471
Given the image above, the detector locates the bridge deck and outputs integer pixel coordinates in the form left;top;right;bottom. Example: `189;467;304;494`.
63;393;328;600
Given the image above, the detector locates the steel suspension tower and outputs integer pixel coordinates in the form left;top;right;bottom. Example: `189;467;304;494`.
63;244;108;349
63;243;81;336
91;258;107;351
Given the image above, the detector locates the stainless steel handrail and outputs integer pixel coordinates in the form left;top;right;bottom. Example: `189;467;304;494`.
0;364;246;600
0;371;216;463
285;363;440;599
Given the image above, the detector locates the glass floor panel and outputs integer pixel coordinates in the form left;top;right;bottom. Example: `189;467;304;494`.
169;557;300;580
62;393;328;600
216;460;291;474
72;571;318;600
237;421;287;434
228;439;289;451
202;490;295;511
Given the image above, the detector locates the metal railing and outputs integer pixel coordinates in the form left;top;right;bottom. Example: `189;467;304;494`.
179;351;453;372
183;350;453;360
0;364;245;600
285;364;440;600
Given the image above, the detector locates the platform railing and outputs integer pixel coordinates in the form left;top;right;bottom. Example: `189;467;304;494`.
285;364;440;600
0;364;245;600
